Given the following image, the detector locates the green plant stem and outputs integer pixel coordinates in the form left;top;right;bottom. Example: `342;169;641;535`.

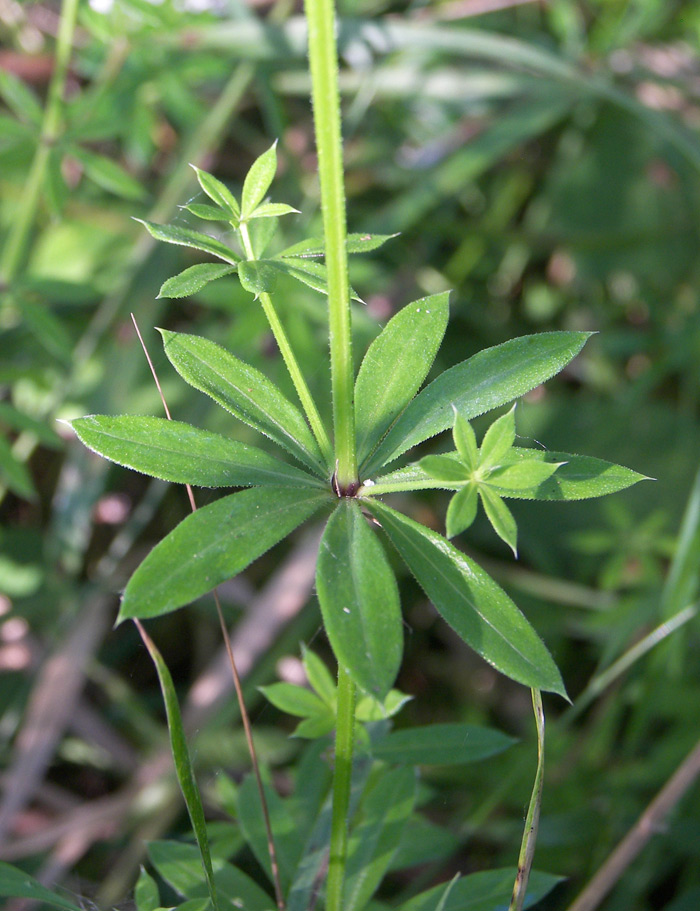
304;0;357;490
0;0;80;286
238;222;333;469
509;689;545;911
326;664;356;911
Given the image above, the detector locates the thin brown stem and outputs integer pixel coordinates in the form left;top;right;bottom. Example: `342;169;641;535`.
566;736;700;911
131;315;285;910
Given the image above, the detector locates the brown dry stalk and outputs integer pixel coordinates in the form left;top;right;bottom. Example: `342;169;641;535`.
566;736;700;911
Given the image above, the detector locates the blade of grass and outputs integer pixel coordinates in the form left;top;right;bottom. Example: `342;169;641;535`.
133;620;220;911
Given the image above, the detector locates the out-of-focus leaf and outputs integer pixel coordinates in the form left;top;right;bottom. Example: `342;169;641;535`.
73;147;147;200
398;868;564;911
0;435;36;500
372;723;516;765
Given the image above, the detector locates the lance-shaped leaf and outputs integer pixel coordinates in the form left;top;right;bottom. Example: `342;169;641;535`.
73;147;147;201
0;863;82;911
362;331;591;475
362;449;646;499
399;868;564;911
70;415;323;489
158;263;237;299
159;330;325;473
238;259;278;295
250;202;300;219
279;233;398;258
190;165;240;219
355;294;450;463
371;722;516;766
119;487;331;621
137;624;220;911
479;487;518;556
316;500;402;698
135;219;239;265
182;202;229;222
270;257;364;301
241;142;278;218
365;499;566;696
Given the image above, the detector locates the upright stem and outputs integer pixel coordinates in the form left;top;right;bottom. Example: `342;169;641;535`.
326;664;356;911
0;0;80;285
238;222;333;469
304;0;357;490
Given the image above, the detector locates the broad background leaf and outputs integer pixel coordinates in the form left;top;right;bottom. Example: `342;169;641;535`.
372;722;516;765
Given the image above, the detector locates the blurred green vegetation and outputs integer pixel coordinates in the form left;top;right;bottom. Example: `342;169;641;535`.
2;1;700;909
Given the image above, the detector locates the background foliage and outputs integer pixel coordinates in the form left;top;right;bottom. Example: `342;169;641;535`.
2;1;700;909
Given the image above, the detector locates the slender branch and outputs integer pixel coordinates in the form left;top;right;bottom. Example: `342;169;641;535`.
304;0;357;490
566;736;700;911
0;0;80;285
238;221;333;469
509;689;545;911
325;664;356;911
131;314;286;910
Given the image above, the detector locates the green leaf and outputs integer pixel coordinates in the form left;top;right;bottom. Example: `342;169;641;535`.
366;448;647;499
259;682;329;718
250;201;300;218
302;645;337;706
0;434;36;500
478;404;516;469
118;487;331;622
446;485;478;539
355;294;450;463
0;70;43;125
399;868;564;911
241;142;278;218
363;332;592;476
490;447;650;500
147;841;274;911
158;263;237;299
316;501;403;698
452;411;478;472
135;866;161;911
293;714;335;739
355;689;413;721
479;487;518;556
343;766;417;911
279;233;398;258
70;415;322;489
0;402;61;449
248;216;279;258
270;257;364;302
419;455;469;483
137;626;219;911
159;330;325;473
365;500;566;696
183;202;230;222
73;147;146;200
487;458;563;492
238;259;278;295
372;722;516;765
190;165;240;219
0;862;82;911
136;220;239;265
